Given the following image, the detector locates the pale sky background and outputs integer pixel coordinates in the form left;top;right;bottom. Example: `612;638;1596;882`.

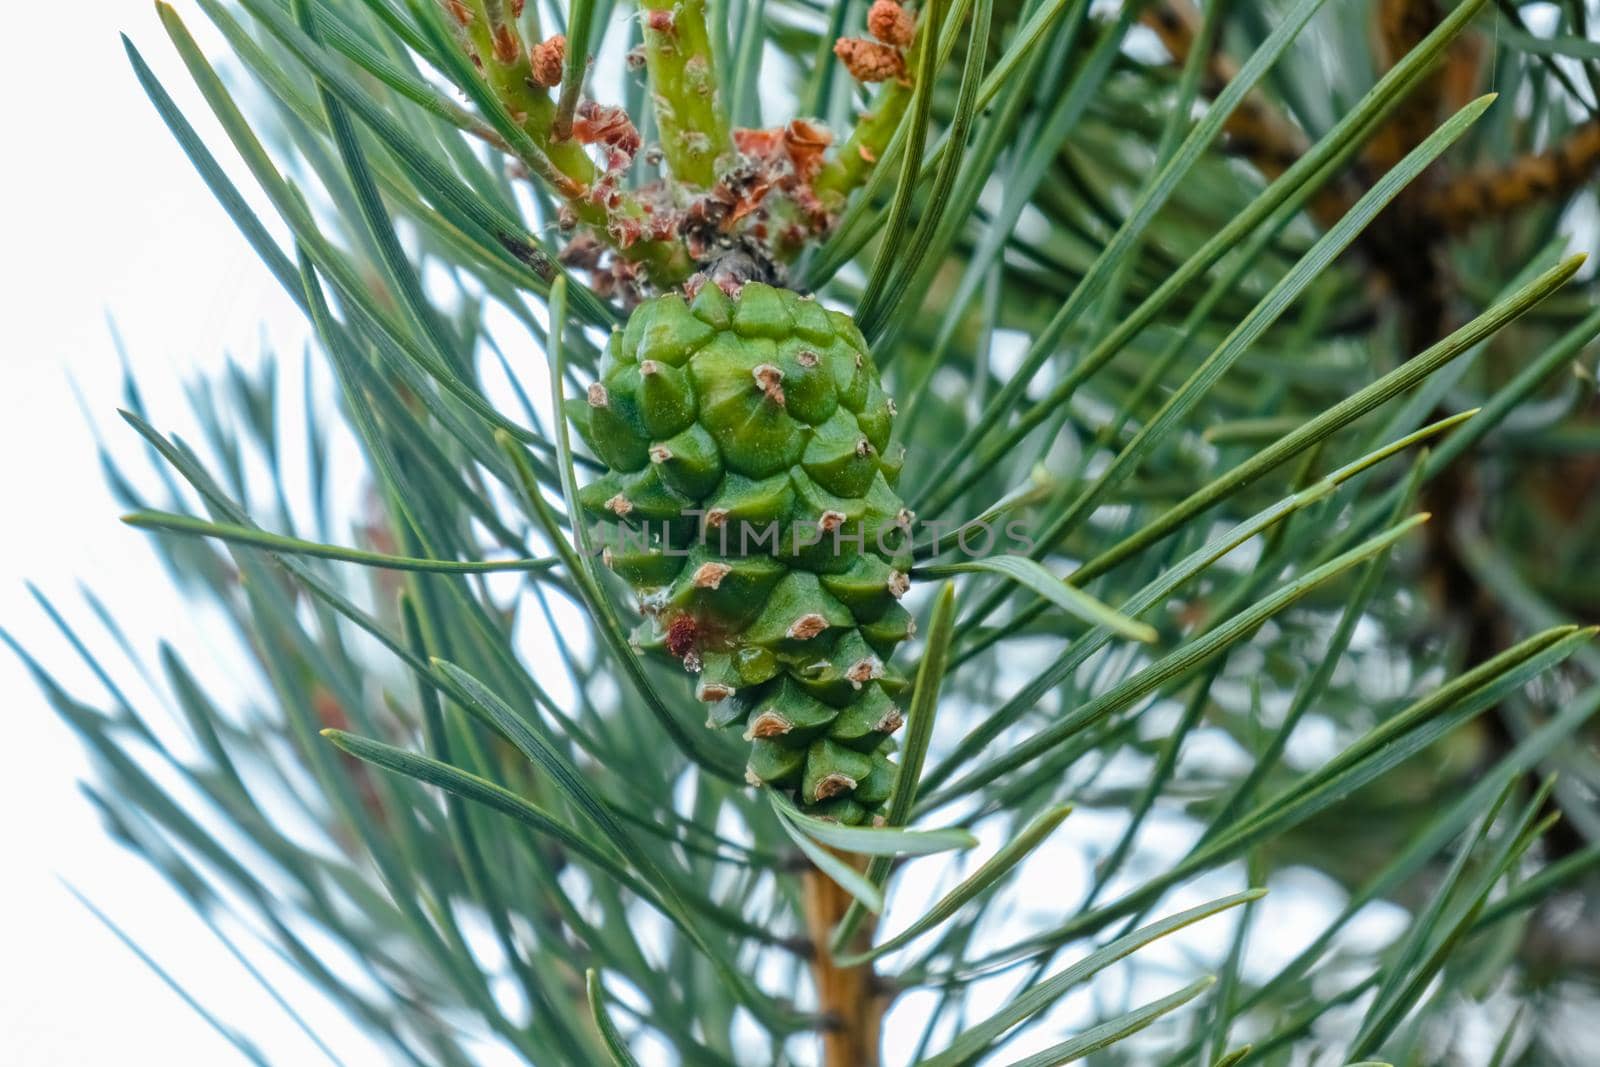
2;2;332;1061
0;2;1479;1065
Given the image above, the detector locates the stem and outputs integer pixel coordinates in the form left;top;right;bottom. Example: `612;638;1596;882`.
814;83;913;207
464;0;599;191
813;0;958;208
641;0;731;187
448;0;693;282
803;855;886;1067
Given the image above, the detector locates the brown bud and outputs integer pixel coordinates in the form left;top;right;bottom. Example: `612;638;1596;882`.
692;562;732;589
867;0;915;47
787;613;830;640
846;656;884;687
813;773;857;801
887;571;910;599
834;37;906;83
666;615;698;659
783;120;832;179
734;126;786;159
697;681;735;703
752;363;786;405
492;23;520;65
744;712;793;740
529;34;566;88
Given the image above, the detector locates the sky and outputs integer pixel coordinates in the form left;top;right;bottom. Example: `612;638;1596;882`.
1;1;334;1061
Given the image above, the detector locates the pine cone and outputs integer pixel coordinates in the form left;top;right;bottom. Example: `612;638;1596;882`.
567;283;913;821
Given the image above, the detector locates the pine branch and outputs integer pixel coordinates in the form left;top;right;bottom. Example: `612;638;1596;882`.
21;1;1600;1063
1427;118;1600;230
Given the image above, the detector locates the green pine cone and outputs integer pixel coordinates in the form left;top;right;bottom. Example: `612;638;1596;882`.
567;282;913;821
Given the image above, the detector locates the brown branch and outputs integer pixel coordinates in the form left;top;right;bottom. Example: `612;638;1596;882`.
1363;0;1448;176
1426;119;1600;232
803;857;887;1067
1438;22;1487;118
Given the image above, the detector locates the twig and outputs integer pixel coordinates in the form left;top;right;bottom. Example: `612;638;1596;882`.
803;856;887;1067
1427;119;1600;231
640;0;731;187
1364;0;1449;176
